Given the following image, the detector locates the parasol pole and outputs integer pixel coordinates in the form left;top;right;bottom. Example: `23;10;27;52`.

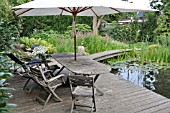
72;8;77;61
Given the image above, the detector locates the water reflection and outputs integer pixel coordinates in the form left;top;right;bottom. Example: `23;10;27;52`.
111;61;170;99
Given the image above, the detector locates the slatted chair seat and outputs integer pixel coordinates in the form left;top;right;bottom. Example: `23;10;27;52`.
73;86;96;97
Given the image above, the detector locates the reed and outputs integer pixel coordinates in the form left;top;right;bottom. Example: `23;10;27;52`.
107;42;170;65
77;36;129;54
46;35;129;54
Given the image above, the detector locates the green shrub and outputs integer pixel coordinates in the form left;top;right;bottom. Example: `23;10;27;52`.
99;21;134;42
19;37;56;54
65;24;92;37
0;19;20;51
30;29;59;39
158;35;170;47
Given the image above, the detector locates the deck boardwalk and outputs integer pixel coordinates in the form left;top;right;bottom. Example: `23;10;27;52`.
7;50;170;113
88;49;140;61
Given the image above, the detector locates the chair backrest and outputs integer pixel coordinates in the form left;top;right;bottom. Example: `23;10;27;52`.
6;53;31;73
38;54;50;69
69;75;94;87
6;53;24;65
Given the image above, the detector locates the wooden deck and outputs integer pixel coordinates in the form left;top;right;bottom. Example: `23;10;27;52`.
7;50;170;113
8;72;170;113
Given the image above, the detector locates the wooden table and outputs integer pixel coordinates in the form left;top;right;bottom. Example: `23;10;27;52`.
51;53;111;95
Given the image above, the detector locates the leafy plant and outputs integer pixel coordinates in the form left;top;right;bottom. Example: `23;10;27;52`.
19;37;56;54
32;46;46;56
0;51;16;113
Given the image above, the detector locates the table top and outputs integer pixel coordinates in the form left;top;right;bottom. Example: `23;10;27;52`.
51;53;111;75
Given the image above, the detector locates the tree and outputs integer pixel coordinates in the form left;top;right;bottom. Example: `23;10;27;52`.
152;0;170;36
92;16;104;35
93;13;123;36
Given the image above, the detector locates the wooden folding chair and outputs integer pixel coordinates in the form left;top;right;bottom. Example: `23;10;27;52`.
68;75;96;113
29;64;65;108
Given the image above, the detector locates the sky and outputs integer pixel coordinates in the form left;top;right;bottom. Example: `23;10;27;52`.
128;0;151;8
128;0;163;8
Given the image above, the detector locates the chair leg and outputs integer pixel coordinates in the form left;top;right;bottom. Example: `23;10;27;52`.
71;97;76;113
50;88;62;102
44;93;52;108
93;96;96;112
23;78;31;89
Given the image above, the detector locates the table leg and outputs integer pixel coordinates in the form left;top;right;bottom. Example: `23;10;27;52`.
95;86;104;96
55;66;65;75
94;74;99;82
94;74;104;96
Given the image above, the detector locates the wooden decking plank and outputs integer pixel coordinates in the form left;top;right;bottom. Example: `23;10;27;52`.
97;95;162;113
114;91;156;104
137;101;170;113
118;93;160;107
153;105;170;113
96;88;155;109
110;88;146;98
113;93;164;110
116;98;170;113
116;90;152;99
22;100;71;113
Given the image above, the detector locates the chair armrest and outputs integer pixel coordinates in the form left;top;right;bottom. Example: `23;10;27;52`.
43;70;53;74
20;57;32;62
26;58;42;65
46;74;65;83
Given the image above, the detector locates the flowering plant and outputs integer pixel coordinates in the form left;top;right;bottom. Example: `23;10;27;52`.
32;46;46;56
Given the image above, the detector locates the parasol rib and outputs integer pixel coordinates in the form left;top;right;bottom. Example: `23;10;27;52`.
68;7;73;12
12;8;21;11
76;7;81;12
17;8;34;16
78;7;93;13
110;7;121;13
59;7;72;13
60;8;64;15
90;8;98;17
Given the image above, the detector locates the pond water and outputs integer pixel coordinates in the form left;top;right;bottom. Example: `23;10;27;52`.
110;59;170;99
